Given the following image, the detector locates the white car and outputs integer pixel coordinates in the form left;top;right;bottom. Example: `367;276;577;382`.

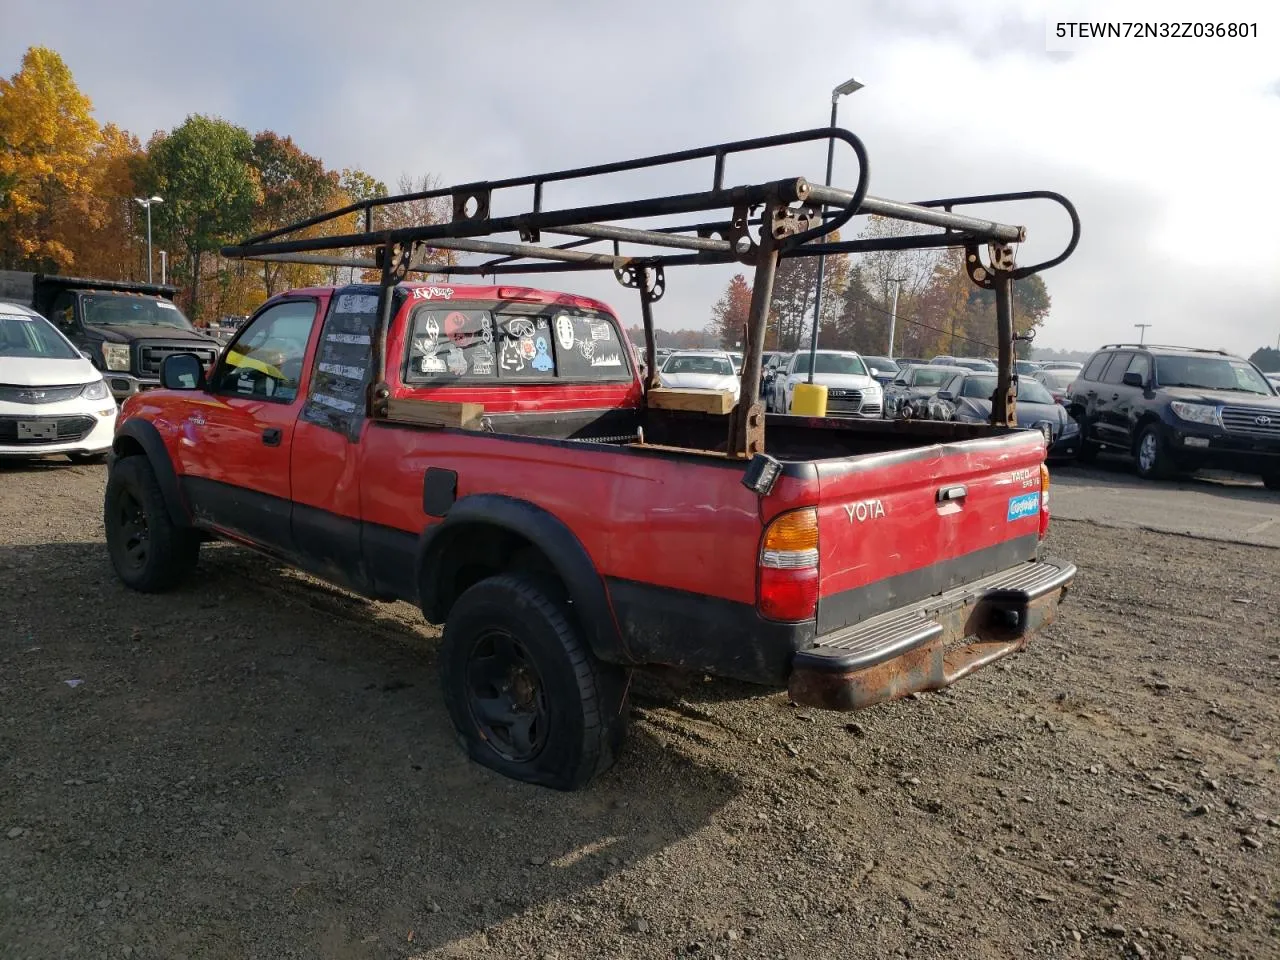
770;349;883;418
0;301;117;462
658;350;741;403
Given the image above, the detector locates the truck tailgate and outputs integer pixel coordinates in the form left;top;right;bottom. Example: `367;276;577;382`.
813;431;1046;634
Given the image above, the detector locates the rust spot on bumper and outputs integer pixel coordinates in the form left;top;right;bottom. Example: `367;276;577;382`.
788;587;1067;712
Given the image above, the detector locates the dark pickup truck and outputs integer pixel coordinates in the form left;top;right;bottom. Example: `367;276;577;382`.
0;272;221;401
102;128;1081;789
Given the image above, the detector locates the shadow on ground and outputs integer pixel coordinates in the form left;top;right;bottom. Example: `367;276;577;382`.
0;541;739;958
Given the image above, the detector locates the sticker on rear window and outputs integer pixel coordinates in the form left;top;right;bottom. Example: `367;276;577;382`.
1007;493;1040;521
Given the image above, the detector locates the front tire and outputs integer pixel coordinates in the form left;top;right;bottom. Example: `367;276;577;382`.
104;456;200;592
1134;423;1173;480
439;574;629;791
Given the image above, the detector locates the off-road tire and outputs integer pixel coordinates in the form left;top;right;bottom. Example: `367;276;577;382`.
104;456;200;592
439;574;629;791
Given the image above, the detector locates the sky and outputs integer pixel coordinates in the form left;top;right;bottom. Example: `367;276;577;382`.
3;0;1279;356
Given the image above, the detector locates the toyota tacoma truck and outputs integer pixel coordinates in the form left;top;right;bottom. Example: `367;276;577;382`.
101;128;1080;790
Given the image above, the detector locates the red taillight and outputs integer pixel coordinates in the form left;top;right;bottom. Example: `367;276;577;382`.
758;508;819;622
1039;463;1051;540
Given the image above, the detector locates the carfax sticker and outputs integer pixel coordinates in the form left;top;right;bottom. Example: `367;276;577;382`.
1007;492;1040;521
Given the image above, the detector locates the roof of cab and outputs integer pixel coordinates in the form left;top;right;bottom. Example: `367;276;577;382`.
274;282;619;318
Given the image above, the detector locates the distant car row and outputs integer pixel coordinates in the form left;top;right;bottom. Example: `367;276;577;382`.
648;344;1280;488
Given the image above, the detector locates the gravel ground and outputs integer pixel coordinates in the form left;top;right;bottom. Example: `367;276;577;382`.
1;460;1277;960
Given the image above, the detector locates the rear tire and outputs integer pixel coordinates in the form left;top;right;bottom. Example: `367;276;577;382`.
104;456;200;592
1134;423;1172;481
439;574;629;791
1263;469;1280;492
1073;414;1100;462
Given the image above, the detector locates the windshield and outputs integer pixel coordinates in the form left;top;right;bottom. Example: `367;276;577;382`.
956;358;996;371
1155;356;1273;395
1016;379;1056;404
909;367;955;388
82;294;194;330
0;312;81;360
1038;370;1076;389
862;356;898;374
959;375;999;399
663;354;733;376
791;352;868;376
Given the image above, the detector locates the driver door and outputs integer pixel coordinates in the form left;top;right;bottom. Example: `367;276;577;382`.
176;298;321;553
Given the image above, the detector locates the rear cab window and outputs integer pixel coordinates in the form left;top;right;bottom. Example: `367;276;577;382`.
403;302;632;385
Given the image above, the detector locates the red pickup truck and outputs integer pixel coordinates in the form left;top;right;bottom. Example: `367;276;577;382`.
105;278;1073;789
103;128;1080;789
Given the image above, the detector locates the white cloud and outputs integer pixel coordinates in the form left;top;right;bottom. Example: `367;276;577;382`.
2;0;1278;354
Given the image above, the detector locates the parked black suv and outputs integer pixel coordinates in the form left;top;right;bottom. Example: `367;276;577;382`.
19;274;221;401
1065;343;1280;488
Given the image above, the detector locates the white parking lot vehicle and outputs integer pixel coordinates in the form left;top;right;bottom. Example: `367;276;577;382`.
0;301;117;462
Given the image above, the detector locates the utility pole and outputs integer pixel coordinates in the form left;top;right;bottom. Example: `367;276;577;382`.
805;75;864;384
886;277;905;356
134;195;163;283
1134;322;1152;345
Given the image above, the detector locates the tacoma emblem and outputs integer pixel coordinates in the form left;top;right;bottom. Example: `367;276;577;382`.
844;499;886;522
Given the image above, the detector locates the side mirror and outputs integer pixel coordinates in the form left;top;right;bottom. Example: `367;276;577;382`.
1122;371;1144;388
79;348;94;361
161;353;207;391
936;390;955;402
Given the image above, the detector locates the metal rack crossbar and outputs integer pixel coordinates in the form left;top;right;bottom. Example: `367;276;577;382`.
221;127;1080;457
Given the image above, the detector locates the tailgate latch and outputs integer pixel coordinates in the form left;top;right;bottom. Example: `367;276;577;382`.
937;484;968;503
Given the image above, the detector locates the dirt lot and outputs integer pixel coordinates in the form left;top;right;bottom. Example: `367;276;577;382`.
1;461;1277;960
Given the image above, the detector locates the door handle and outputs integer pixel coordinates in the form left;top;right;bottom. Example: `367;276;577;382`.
262;427;282;446
1111;393;1119;400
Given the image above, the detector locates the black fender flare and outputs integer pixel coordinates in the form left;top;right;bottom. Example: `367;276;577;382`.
415;494;627;664
111;419;191;528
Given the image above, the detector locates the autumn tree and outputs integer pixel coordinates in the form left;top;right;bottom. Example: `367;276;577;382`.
250;131;341;295
856;215;945;356
146;115;260;318
708;273;752;348
55;123;146;279
766;234;848;351
823;266;889;353
0;46;98;270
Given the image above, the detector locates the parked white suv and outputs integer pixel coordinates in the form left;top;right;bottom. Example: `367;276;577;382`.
0;301;117;462
769;349;883;418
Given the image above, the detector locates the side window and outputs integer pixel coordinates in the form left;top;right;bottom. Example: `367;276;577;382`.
210;300;317;403
1125;353;1150;383
50;292;77;332
1101;352;1133;385
1082;352;1110;382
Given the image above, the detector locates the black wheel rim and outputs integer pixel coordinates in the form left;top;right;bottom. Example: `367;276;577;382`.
115;488;150;571
464;629;548;763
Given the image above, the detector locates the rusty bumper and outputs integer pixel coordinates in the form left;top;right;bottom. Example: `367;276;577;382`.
788;556;1075;712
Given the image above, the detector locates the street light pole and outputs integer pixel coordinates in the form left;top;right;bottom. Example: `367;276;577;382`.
159;250;167;286
886;277;905;356
134;195;163;284
805;76;864;385
1134;322;1152;345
